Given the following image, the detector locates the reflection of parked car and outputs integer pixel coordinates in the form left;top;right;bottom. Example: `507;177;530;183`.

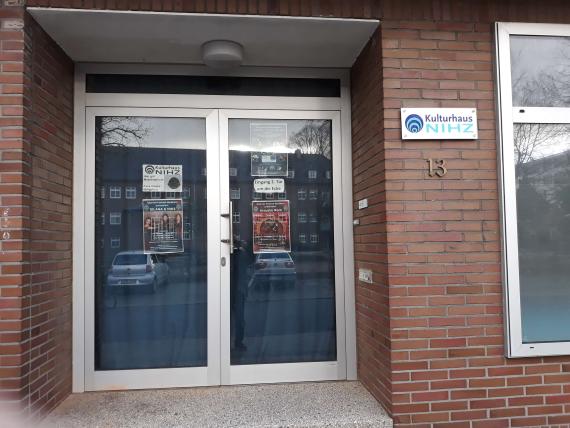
253;252;296;286
106;251;169;293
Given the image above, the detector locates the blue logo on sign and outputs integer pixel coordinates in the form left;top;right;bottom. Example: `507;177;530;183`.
405;114;424;133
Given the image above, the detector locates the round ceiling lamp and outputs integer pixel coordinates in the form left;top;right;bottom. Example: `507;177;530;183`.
201;40;244;69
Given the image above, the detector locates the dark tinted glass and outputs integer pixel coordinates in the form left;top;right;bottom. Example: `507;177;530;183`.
228;118;336;366
95;116;208;370
86;75;341;97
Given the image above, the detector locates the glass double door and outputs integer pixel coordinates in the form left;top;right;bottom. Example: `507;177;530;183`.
85;107;344;390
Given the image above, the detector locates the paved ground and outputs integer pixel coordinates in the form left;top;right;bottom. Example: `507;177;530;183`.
41;381;392;428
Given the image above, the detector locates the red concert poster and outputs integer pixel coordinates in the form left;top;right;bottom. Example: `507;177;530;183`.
251;200;291;253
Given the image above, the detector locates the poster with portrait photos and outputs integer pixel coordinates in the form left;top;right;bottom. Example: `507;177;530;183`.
142;199;184;254
252;200;291;253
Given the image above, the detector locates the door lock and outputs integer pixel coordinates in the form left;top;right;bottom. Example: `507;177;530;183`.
221;257;226;267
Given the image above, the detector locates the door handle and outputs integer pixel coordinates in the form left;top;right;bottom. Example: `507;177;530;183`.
221;201;234;254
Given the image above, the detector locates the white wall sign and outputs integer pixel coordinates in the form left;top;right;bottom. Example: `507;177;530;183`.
401;108;478;140
254;178;285;193
142;164;183;192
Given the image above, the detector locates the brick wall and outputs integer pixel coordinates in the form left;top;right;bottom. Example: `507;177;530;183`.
351;28;391;414
25;0;379;18
0;2;30;417
0;2;73;420
377;1;570;427
25;14;74;418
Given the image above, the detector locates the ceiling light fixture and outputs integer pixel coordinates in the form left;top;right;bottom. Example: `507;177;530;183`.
201;40;244;69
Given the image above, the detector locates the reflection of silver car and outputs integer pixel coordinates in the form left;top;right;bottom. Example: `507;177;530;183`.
107;251;169;293
253;253;296;285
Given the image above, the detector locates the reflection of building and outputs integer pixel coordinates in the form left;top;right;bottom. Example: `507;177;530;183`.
97;147;334;267
97;146;207;268
229;151;334;252
518;149;570;203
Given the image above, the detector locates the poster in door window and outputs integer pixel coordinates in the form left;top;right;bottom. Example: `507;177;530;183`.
142;199;184;254
252;200;291;253
250;152;288;177
142;164;183;192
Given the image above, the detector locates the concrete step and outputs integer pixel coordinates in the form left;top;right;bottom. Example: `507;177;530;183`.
41;381;393;428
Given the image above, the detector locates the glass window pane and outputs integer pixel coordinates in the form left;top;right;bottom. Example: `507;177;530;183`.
515;123;570;343
510;35;570;107
228;118;336;365
95;116;208;370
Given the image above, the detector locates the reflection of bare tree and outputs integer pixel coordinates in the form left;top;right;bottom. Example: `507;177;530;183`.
514;123;568;166
290;120;331;159
99;117;150;147
511;39;570;106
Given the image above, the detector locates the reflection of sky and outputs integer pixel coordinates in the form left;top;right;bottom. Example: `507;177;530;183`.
510;35;570;106
104;117;207;149
102;117;333;157
511;35;570;78
515;124;570;161
229;119;330;155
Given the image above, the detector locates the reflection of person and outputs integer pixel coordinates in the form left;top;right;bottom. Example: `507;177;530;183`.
143;217;153;249
231;239;253;352
174;213;183;240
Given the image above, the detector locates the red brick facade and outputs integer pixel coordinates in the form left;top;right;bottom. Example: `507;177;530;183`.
0;1;73;420
3;0;570;426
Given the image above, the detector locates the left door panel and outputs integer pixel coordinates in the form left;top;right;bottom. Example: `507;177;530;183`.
84;108;220;390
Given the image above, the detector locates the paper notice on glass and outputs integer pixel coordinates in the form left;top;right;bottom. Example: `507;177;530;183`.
250;122;288;147
251;152;288;176
142;164;183;192
142;199;184;254
252;200;291;253
253;178;285;193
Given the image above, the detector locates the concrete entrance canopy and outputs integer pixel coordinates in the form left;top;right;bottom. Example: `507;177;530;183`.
27;8;379;67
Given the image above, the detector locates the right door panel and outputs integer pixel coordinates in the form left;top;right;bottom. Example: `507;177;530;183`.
220;110;345;384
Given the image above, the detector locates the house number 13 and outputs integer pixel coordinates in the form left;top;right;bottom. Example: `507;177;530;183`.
426;159;447;177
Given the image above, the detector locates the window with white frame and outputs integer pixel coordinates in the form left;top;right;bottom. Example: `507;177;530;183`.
309;213;318;223
110;237;120;248
278;192;286;199
309;189;318;200
497;22;570;357
101;213;105;225
298;233;306;243
265;193;275;200
100;186;105;199
297;188;307;200
310;233;318;244
253;192;262;200
298;212;307;223
109;212;121;225
308;170;317;179
110;186;121;199
230;188;241;200
125;186;136;199
325;170;331;179
229;167;238;177
166;191;178;198
232;211;240;224
183;223;191;240
151;191;161;199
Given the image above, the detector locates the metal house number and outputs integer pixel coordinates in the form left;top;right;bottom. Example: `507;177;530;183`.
426;158;447;177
